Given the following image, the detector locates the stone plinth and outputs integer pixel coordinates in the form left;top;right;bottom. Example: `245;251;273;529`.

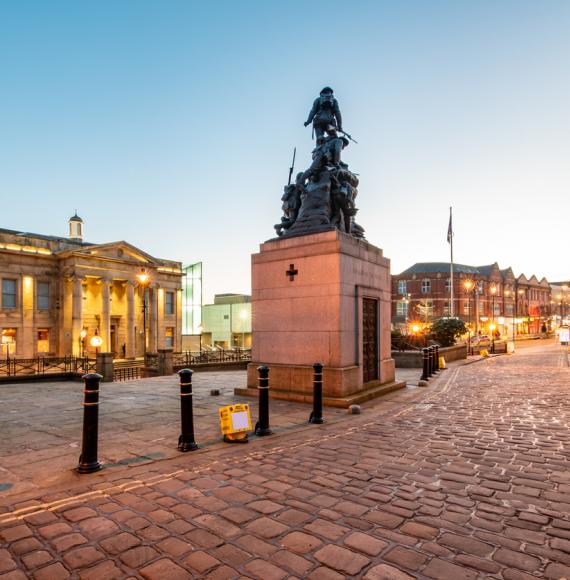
236;230;401;407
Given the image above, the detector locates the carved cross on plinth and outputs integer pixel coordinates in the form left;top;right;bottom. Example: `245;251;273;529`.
286;264;298;281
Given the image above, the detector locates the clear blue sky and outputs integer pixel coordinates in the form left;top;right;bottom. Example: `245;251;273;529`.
1;0;569;301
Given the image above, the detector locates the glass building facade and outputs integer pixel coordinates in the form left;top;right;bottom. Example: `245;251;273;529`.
182;262;202;335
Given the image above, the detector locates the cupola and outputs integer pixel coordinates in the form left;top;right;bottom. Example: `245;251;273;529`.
69;212;83;242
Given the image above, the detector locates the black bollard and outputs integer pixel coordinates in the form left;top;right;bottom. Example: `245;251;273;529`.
434;345;440;371
309;363;325;424
178;369;199;452
77;373;103;474
431;346;439;374
254;365;272;436
430;346;436;376
420;347;429;381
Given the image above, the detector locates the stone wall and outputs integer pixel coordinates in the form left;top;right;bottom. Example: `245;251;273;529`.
392;344;467;368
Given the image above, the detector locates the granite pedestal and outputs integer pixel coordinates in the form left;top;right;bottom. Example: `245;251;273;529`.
236;230;403;407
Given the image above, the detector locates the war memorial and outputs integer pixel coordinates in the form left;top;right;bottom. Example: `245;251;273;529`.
238;88;404;407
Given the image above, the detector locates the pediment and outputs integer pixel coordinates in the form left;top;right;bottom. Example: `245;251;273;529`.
69;241;160;265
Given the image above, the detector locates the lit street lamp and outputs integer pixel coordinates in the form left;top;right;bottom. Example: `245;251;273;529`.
90;329;103;355
490;285;497;352
136;268;151;360
464;280;474;354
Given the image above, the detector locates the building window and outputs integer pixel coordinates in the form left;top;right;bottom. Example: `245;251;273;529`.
505;303;514;315
165;327;174;348
1;328;17;355
443;301;450;315
37;328;49;353
165;291;175;315
445;278;452;292
37;282;50;310
463;301;469;315
396;301;408;316
398;280;407;295
2;280;17;309
426;300;434;316
421;280;431;294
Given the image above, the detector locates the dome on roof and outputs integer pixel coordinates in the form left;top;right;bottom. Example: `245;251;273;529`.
69;213;83;223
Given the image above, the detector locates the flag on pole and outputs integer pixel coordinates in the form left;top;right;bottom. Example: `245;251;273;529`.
447;211;453;244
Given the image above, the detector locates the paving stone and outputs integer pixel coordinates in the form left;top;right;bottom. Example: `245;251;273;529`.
1;524;32;542
78;560;125;579
99;531;141;554
493;547;541;571
246;516;289;538
545;562;570;579
364;564;415;579
384;546;427;571
10;537;43;555
212;544;251;566
454;553;502;574
33;562;71;580
272;549;314;576
37;522;73;540
50;533;88;552
0;549;17;573
78;517;119;540
62;546;105;569
21;551;52;570
399;521;438;540
183;551;221;574
423;557;478;579
439;532;494;556
186;528;224;548
119;546;160;568
281;531;323;554
243;558;288;580
304;518;349;541
139;558;192;579
344;531;388;556
314;544;369;575
62;507;97;522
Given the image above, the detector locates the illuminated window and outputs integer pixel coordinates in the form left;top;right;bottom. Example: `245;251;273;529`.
2;280;17;308
165;291;175;315
396;301;408;316
165;327;174;348
37;282;50;310
398;280;407;294
37;328;49;353
1;328;16;355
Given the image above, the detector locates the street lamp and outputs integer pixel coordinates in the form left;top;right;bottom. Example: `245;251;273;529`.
490;285;497;351
79;328;87;358
464;280;474;354
136;268;151;360
90;329;103;355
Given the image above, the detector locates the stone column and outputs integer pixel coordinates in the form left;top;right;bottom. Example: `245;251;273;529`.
21;276;35;357
60;278;73;356
126;282;136;358
149;285;158;353
100;278;111;354
176;288;183;351
96;352;114;382
157;349;173;376
71;276;83;356
157;288;165;350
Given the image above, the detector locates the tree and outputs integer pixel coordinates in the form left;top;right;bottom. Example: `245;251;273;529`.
430;317;467;347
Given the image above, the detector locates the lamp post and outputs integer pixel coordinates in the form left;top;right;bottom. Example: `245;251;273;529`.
464;280;474;354
490;285;497;350
136;268;150;360
79;328;87;358
90;329;103;355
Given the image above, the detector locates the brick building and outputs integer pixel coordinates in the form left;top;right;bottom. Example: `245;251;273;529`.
392;262;551;337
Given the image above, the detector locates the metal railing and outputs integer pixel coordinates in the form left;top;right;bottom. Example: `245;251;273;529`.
0;356;96;377
114;365;142;382
172;348;251;368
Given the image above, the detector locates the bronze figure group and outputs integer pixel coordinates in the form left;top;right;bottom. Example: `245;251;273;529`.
275;87;365;239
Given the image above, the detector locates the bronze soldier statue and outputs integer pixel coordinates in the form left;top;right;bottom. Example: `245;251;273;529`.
304;87;342;141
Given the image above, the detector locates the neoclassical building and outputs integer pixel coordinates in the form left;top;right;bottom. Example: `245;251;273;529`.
0;215;183;358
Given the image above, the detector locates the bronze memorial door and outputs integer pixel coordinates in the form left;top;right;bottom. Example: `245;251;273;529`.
363;298;379;383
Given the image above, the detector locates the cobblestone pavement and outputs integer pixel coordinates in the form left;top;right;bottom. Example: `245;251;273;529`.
1;343;569;579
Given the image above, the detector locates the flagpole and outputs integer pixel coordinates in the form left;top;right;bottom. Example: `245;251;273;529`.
449;206;454;317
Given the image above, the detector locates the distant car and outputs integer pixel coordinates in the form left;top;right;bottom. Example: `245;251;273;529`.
470;334;491;346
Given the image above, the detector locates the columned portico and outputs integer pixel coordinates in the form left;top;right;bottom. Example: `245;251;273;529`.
100;278;111;353
149;285;158;353
126;282;136;358
71;275;83;356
